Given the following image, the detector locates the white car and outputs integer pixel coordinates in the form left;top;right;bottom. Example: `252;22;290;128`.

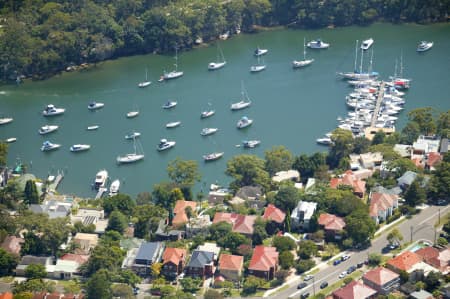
339;271;348;279
303;274;314;281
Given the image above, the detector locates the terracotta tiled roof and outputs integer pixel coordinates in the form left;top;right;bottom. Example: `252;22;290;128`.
0;292;13;299
60;253;90;265
0;236;24;255
426;152;442;168
249;246;278;272
363;266;399;286
387;251;422;272
213;212;256;235
369;193;399;217
173;200;197;225
416;246;450;273
263;204;286;224
330;170;366;196
32;292;46;299
162;247;186;266
318;213;346;231
219;254;244;271
332;280;377;299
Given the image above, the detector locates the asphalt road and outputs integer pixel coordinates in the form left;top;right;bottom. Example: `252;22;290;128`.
267;204;449;299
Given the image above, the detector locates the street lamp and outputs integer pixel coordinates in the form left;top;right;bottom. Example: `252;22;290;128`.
312;276;316;296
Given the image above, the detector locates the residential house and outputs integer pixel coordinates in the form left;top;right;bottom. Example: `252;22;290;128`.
271;170;300;183
172;200;197;227
394;144;413;158
213;212;256;237
386;251;437;282
29;200;72;219
440;138;449;154
185;250;215;279
208;188;231;205
73;233;98;255
415;246;450;274
397;171;417;190
186;214;212;237
262;204;286;227
0;292;13;299
30;292;85;299
1;235;24;255
233;186;265;209
15;256;53;276
362;267;400;295
291;201;317;230
330;170;366;198
425;152;442;171
248;245;278;280
349;152;383;170
197;242;221;262
369;192;399;224
218;254;243;282
161;247;187;280
318;213;346;240
155;219;185;241
409;290;434;299
70;208;108;234
46;259;80;280
121;238;145;270
332;280;377;299
59;253;89;272
413;135;440;155
132;241;165;276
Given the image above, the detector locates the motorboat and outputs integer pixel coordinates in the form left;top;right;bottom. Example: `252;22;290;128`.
254;47;268;56
166;121;181;128
109;179;120;196
0;117;13;125
203;152;224;162
208;43;226;70
125;132;141;140
94;169;108;190
307;39;330;49
70;144;91;152
237;116;253;129
39;125;59;135
126;111;139;118
157;139;176;151
138;68;152;87
201;110;215;118
243;140;261;148
87;125;99;131
163;47;183;80
293;37;315;68
162;101;177;109
42;104;65;116
361;38;374;50
201;128;218;136
5;137;17;143
41;141;61;151
87;101;105;110
316;137;333;145
417;41;433;52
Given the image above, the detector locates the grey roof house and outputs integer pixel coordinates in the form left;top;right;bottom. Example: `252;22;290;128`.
291;201;317;230
185;250;215;279
30;200;72;219
132;242;165;276
397;171;417;189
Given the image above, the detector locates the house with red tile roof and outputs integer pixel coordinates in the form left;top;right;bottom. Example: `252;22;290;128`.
425;152;442;171
362;267;400;295
330;170;366;198
59;254;90;265
332;281;377;299
248;246;278;280
263;204;286;225
0;235;24;255
31;292;84;299
213;212;257;237
172;200;197;226
318;213;346;240
218;253;244;281
0;292;13;299
386;250;437;281
369;192;399;224
161;247;187;280
415;246;450;274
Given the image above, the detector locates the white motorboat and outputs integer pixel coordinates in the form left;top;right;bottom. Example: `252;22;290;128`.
70;144;91;152
254;47;268;56
201;110;215;118
231;82;251;110
87;101;105;110
166;121;181;128
157;139;176;151
39;125;59;135
125;131;141;140
307;39;330;49
117;138;145;164
203;152;224;162
41;140;61;151
316;137;333;145
42;104;65;116
250;55;266;72
201;128;218;136
138;68;152;87
94;169;108;190
109;179;120;196
361;38;374;50
0;117;13;125
87;125;99;131
417;41;433;52
208;43;226;70
162;101;177;109
237;116;253;129
5;137;17;143
163;47;183;80
126;111;139;118
243;140;260;148
293;37;315;68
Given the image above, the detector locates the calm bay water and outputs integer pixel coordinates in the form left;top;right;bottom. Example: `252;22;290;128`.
1;23;449;197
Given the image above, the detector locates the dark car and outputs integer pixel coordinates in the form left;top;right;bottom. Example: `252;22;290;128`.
347;265;357;273
357;262;364;268
300;292;310;299
297;282;308;289
333;259;341;266
382;246;391;254
320;281;328;289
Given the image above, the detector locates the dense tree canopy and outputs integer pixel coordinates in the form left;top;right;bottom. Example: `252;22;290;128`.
226;154;270;191
167;158;201;188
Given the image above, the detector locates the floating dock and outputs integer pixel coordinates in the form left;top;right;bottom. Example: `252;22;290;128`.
370;81;386;127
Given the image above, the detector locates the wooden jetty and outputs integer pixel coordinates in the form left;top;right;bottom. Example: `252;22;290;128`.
370;81;386;127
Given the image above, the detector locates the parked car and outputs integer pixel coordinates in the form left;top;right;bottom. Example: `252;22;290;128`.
320;281;328;289
357;262;364;268
297;282;308;289
389;243;399;250
303;275;314;281
333;259;342;266
300;292;310;299
339;271;347;279
347;265;357;273
341;255;350;261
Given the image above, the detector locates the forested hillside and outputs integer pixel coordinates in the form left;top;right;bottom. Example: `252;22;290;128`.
0;0;447;81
